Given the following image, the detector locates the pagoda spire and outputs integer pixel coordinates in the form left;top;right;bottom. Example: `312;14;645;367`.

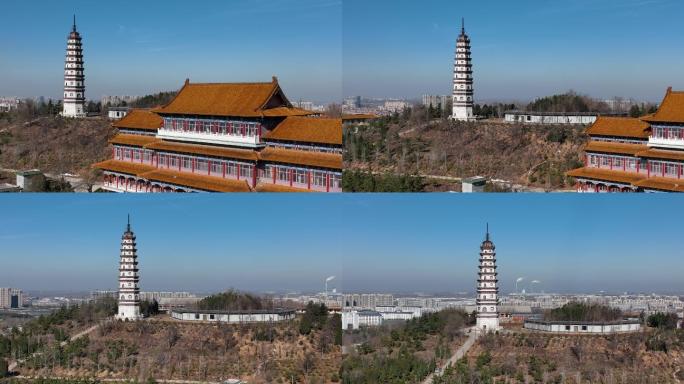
127;214;131;232
486;223;489;241
72;14;76;32
461;17;465;35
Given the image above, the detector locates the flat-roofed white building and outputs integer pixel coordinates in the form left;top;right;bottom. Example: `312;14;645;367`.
108;107;130;120
342;309;383;330
524;319;641;334
171;309;295;324
504;111;600;125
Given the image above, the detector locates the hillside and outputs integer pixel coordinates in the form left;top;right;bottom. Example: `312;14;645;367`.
344;111;586;191
433;329;684;383
0;114;114;185
341;309;470;383
2;299;341;384
17;318;340;384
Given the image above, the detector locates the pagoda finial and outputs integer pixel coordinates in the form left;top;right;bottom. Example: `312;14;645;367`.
461;17;465;34
127;214;131;232
486;223;490;241
73;14;77;32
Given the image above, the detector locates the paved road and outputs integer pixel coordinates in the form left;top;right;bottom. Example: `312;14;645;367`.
421;327;479;384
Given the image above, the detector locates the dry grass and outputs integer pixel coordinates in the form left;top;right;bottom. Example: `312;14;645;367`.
0;115;114;182
21;316;341;384
464;330;683;383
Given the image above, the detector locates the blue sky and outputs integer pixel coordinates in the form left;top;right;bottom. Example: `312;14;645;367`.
343;0;684;102
0;195;344;294
0;195;681;296
338;194;682;295
0;0;341;103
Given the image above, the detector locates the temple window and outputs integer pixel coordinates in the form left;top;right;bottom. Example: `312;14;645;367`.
278;167;289;182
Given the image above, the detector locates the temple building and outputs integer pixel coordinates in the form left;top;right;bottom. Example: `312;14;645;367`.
476;225;500;332
451;18;475;122
94;77;342;192
116;216;142;321
62;15;86;118
567;87;684;192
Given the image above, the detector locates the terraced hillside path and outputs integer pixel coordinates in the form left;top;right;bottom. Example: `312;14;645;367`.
421;326;479;384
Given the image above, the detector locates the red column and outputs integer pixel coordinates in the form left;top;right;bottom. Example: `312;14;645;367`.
252;165;257;188
178;157;181;172
237;163;240;180
662;163;665;177
594;184;599;193
623;159;626;171
289;169;293;187
223;163;226;179
307;170;311;190
679;164;683;179
166;155;170;169
208;160;212;176
609;157;613;170
192;158;195;173
272;167;276;184
326;173;330;193
647;161;650;177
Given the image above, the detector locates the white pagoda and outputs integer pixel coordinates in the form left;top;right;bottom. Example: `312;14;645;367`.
116;215;142;320
62;15;86;118
476;224;500;331
451;18;475;122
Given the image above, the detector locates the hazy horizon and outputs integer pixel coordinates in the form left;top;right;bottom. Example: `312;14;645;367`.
343;0;684;102
1;195;682;295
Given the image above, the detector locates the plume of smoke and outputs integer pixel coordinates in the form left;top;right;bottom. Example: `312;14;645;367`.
325;276;336;282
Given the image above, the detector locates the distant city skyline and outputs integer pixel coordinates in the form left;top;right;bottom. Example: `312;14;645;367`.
0;0;341;103
1;195;682;295
343;0;684;102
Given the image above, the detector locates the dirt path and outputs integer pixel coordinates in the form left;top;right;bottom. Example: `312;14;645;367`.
421;326;479;384
8;319;110;373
